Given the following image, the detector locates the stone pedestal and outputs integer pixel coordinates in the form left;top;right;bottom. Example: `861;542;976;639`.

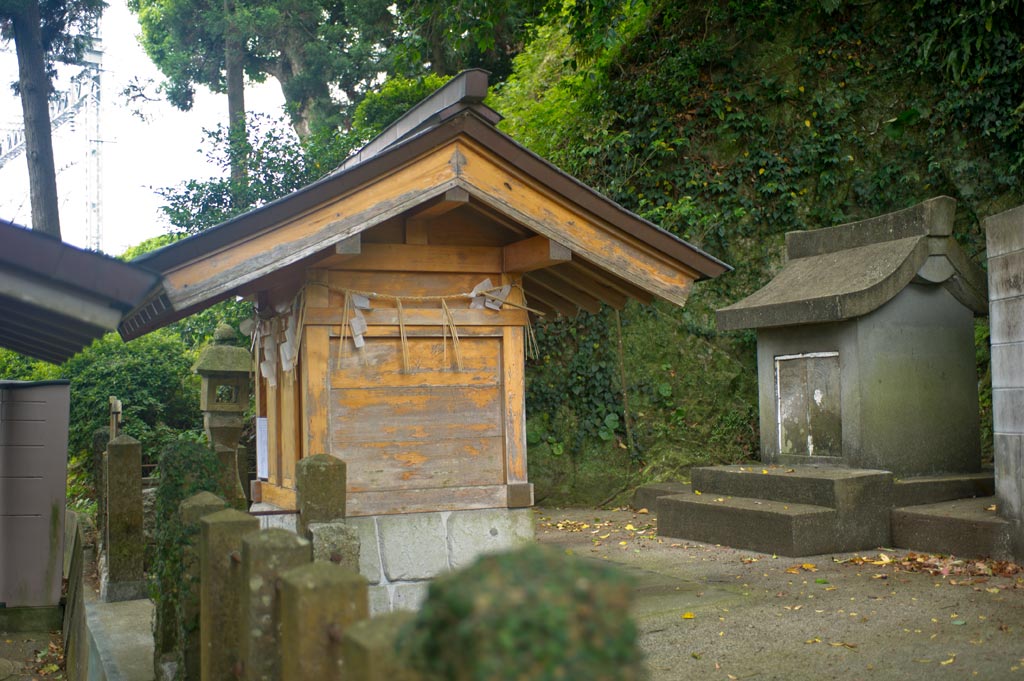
101;435;146;602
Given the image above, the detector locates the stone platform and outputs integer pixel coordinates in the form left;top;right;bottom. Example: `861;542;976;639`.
646;465;999;557
891;496;1013;559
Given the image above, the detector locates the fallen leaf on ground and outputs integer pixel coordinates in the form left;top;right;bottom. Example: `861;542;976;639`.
681;612;695;619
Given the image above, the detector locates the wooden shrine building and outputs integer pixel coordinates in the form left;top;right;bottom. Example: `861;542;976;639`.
120;70;729;519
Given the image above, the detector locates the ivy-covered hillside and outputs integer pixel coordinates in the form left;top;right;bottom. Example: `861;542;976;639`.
497;0;1024;503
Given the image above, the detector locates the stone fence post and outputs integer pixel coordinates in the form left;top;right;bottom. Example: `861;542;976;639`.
296;454;347;538
240;529;312;681
200;508;258;681
279;562;368;680
166;492;228;681
101;434;145;602
341;613;420;681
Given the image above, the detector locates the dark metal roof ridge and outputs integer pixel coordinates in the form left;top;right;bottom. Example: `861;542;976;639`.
337;69;492;171
0;219;159;309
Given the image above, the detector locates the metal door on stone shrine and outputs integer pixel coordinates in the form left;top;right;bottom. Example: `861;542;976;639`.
774;353;842;458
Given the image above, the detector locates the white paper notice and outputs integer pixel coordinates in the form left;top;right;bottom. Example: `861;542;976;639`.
256;417;269;479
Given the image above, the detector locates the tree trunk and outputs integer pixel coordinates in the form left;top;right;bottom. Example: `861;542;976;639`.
11;1;62;240
224;0;247;205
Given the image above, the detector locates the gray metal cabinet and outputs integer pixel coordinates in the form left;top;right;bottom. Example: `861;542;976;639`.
0;380;69;608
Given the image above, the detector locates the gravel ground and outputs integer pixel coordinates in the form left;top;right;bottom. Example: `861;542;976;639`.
534;506;1024;681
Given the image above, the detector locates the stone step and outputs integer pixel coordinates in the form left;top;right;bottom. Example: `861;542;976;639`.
632;482;689;512
657;492;839;557
690;465;893;511
892;471;995;507
891;496;1014;560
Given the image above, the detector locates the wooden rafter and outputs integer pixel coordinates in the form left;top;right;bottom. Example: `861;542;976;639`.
503;235;571;273
527;270;602;314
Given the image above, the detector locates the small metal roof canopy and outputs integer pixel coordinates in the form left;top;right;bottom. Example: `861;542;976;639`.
120;70;730;339
0;220;159;364
717;196;987;331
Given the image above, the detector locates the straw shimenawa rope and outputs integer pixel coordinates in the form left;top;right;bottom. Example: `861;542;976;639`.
324;282;544;373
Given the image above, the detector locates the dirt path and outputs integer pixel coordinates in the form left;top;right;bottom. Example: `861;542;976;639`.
535;506;1024;681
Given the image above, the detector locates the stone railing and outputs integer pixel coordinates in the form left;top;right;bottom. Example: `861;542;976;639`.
126;445;640;679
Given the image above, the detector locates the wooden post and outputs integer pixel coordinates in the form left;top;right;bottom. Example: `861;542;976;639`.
108;396;122;440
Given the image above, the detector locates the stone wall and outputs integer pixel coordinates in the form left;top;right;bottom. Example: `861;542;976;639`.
251;505;535;614
985;204;1024;560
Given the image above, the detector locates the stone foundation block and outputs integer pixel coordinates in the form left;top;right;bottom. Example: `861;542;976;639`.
346;517;382;585
368;585;391;616
249;502;298;532
445;508;534;571
379;514;448;581
309;521;360;574
391;582;430;612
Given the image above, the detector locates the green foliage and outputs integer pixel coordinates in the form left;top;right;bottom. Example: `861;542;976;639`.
0;348;61;380
148;441;222;676
62;330;202;478
352;73;451;140
158;113;356;236
492;0;1017;499
118;233;183;261
400;544;643;681
392;0;546;79
527;309;622;449
0;0;105;70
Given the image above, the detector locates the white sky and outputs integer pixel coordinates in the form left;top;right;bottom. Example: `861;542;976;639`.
0;0;286;255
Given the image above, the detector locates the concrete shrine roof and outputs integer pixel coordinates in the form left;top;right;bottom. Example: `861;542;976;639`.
716;197;988;331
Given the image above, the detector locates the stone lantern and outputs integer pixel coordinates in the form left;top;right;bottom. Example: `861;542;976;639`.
194;323;251;510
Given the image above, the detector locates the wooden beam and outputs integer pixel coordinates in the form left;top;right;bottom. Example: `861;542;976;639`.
523;295;557;318
503;326;527;485
528;270;602;314
522;282;576;317
305;306;528;328
160;146;464;310
332;243;502;274
544;265;628;309
566;260;654;304
407;187;470;221
301;269;330;461
334;234;361;259
502;235;571;273
346;484;508;517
